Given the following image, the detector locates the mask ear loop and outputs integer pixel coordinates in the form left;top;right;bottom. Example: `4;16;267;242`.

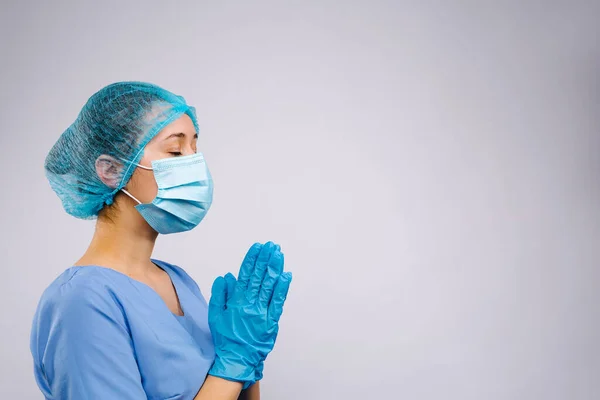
120;157;153;170
121;189;142;205
119;158;154;205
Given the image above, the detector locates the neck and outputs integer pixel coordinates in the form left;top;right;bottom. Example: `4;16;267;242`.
76;203;158;276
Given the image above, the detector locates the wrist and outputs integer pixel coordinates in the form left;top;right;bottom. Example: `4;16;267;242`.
209;356;256;385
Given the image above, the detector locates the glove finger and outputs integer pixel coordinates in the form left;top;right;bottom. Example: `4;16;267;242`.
247;241;276;303
224;272;237;304
258;250;284;309
237;242;263;290
268;271;292;323
209;276;227;315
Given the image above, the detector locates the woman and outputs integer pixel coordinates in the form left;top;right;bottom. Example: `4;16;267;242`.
30;82;292;399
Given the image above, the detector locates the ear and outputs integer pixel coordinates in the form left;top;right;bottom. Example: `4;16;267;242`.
95;155;123;189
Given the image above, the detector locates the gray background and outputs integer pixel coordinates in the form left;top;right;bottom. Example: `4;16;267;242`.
1;1;599;399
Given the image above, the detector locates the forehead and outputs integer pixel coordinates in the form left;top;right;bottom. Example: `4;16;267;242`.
134;102;197;148
153;114;197;142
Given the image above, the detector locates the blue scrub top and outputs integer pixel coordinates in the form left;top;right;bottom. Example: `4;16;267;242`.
30;260;216;400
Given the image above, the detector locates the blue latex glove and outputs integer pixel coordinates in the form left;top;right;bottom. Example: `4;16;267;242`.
254;360;265;385
220;263;281;388
220;274;266;389
208;242;292;387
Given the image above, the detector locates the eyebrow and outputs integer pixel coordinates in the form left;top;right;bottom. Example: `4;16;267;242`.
163;132;198;141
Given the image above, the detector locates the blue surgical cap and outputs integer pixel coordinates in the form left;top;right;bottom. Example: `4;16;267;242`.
45;81;199;219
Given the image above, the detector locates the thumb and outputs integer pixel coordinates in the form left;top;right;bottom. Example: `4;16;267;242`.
224;272;237;304
209;276;227;316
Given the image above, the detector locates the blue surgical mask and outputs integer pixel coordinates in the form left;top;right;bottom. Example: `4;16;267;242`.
121;153;213;234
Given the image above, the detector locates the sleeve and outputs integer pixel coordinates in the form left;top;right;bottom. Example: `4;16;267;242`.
41;282;147;399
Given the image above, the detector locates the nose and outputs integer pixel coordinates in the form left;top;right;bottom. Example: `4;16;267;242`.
183;144;196;156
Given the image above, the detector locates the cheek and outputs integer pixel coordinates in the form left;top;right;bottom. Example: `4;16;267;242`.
129;169;158;203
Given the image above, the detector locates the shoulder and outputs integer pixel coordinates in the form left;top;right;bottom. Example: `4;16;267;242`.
31;267;132;361
35;267;127;326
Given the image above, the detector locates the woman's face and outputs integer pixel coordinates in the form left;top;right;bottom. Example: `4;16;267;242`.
125;114;198;204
